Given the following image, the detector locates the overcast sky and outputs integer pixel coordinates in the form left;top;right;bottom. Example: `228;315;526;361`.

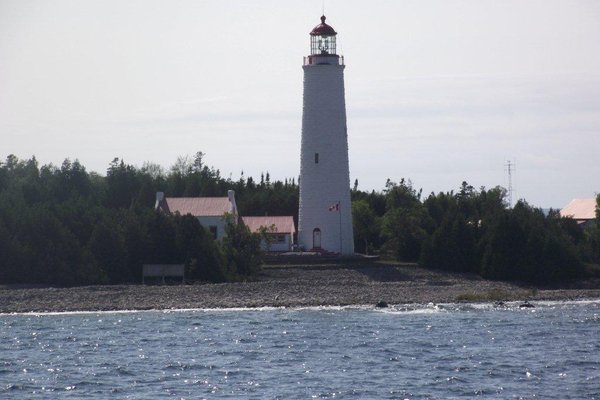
1;0;599;208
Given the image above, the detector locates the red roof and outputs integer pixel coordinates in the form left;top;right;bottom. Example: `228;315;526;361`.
242;216;296;234
310;15;337;36
560;198;597;220
162;197;233;217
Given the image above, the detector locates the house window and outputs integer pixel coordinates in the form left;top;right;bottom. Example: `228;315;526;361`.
276;234;286;243
209;226;218;239
315;153;319;164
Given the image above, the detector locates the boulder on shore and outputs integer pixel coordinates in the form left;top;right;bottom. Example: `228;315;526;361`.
375;300;388;308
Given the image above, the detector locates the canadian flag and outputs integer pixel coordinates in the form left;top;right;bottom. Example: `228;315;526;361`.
328;202;340;211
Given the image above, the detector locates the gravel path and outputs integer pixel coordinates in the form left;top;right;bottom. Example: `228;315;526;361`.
1;263;599;313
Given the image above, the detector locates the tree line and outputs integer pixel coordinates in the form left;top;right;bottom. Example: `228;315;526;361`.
1;153;597;286
352;180;599;284
0;153;279;286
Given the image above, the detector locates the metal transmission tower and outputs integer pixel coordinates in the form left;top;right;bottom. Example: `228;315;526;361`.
505;160;516;207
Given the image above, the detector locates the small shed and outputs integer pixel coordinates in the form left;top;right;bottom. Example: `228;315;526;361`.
242;216;296;252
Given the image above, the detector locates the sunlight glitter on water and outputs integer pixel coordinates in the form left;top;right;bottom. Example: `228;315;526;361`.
1;300;599;398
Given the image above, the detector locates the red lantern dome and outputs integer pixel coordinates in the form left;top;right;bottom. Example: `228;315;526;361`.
310;15;337;36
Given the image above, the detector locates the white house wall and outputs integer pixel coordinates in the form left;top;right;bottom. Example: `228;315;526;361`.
197;216;227;241
262;234;293;252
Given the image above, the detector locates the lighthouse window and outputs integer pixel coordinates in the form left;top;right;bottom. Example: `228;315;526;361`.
315;153;319;164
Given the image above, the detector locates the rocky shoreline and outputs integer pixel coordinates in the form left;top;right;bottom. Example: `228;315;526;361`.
1;262;599;313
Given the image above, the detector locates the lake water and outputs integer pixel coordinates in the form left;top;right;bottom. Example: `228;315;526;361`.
1;301;599;399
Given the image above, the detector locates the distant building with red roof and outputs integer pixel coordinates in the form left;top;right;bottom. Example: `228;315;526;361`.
242;216;296;252
560;198;598;228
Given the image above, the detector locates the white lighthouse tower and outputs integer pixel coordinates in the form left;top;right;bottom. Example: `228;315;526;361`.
298;15;354;255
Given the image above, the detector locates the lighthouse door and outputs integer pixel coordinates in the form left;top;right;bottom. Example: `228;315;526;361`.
312;228;321;249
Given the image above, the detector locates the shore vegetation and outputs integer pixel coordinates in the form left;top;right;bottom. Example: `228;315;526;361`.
0;153;598;287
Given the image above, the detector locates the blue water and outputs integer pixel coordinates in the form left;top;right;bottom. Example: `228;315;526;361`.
1;301;599;399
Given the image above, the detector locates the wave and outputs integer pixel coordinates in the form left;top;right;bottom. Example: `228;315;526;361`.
1;299;598;317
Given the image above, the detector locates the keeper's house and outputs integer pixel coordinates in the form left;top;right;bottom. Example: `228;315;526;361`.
155;191;296;251
155;190;238;240
242;216;296;252
560;198;598;228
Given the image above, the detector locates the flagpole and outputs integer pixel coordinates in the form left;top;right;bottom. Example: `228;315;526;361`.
338;200;342;254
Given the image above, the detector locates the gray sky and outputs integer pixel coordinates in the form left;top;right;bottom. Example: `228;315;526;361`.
1;0;599;208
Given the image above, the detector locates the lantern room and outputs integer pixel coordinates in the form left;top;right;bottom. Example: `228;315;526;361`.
305;15;343;66
310;15;337;55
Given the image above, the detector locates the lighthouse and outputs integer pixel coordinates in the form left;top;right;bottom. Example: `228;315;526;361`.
298;15;354;255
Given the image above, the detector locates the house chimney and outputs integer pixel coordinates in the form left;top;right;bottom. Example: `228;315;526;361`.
155;192;165;210
227;190;238;217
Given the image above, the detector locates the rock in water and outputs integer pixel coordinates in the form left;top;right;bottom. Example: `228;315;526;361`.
375;301;388;308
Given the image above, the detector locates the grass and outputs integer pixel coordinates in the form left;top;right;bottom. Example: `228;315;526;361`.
455;290;513;302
